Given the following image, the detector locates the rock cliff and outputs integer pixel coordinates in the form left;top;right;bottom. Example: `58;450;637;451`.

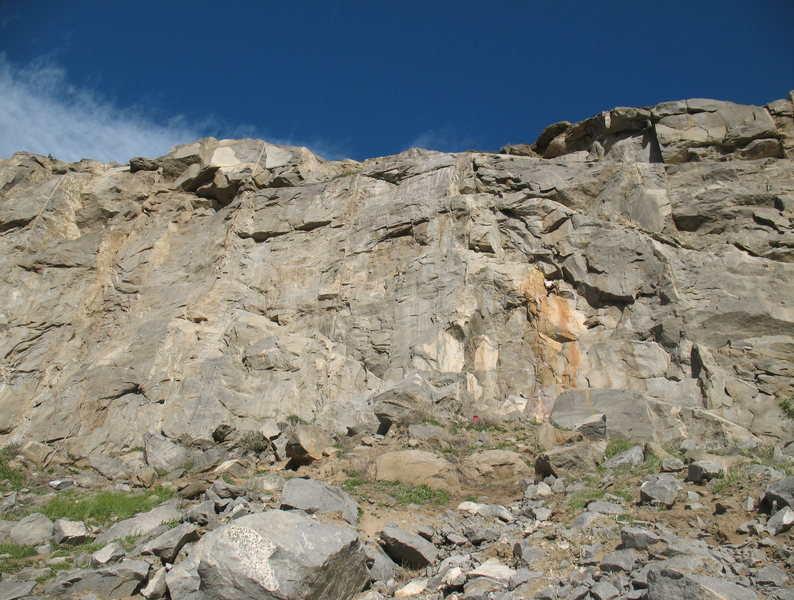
1;94;793;458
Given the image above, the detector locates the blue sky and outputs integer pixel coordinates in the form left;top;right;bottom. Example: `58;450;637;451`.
1;1;793;163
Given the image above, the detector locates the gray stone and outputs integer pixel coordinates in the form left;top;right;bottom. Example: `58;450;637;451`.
686;460;725;483
762;476;794;511
591;580;620;600
755;564;788;586
587;501;626;515
285;425;334;465
44;559;150;599
767;506;794;535
380;525;438;568
280;477;359;525
662;457;685;472
640;475;681;508
620;526;661;550
599;549;636;573
141;566;168;599
364;542;403;583
144;429;192;473
535;441;606;480
647;568;759;600
139;522;200;563
179;510;368;600
602;445;644;469
91;542;126;567
10;512;53;547
52;519;92;545
550;390;655;442
95;500;183;544
0;580;36;600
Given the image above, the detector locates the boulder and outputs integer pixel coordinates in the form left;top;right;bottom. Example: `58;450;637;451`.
10;512;54;547
375;450;459;491
280;477;359;525
534;441;606;480
761;476;794;511
44;559;150;599
95;500;183;545
461;450;532;482
177;510;368;600
550;389;655;442
52;519;92;545
144;429;192;473
639;475;682;508
647;567;759;600
372;374;435;432
286;425;334;465
379;525;438;569
139;523;200;563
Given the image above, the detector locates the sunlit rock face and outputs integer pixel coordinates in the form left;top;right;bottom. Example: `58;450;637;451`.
1;94;793;457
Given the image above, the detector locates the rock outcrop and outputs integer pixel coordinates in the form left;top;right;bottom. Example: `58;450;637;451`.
1;94;793;462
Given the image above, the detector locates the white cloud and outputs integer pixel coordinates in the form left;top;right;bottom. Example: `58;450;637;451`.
405;127;474;154
0;55;203;163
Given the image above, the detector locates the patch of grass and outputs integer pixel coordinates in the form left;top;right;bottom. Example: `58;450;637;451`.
0;448;26;491
38;487;176;526
421;418;440;426
387;483;449;506
712;463;748;495
0;542;37;573
780;399;794;420
328;170;360;182
341;471;368;494
604;438;634;459
341;472;449;506
441;447;459;457
450;421;507;434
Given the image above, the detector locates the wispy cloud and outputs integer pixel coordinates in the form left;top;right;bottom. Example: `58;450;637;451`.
0;55;204;163
405;127;477;154
0;55;351;164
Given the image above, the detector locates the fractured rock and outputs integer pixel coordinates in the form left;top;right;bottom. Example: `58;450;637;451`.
280;477;359;525
379;525;438;569
184;510;369;600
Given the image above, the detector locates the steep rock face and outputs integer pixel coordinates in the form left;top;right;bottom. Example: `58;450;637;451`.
0;95;792;457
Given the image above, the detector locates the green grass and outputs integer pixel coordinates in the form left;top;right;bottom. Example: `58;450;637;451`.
37;487;176;526
328;170;360;182
341;472;449;505
604;438;634;459
712;463;748;495
0;542;37;573
780;399;794;420
450;421;507;434
0;448;26;491
388;483;449;505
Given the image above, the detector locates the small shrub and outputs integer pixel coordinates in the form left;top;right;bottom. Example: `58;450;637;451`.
285;415;308;426
240;431;270;453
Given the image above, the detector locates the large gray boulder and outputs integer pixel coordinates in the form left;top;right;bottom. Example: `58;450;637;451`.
10;512;53;546
647;567;759;600
96;500;183;545
550;389;655;442
144;429;193;473
280;477;359;525
379;525;438;569
175;510;368;600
